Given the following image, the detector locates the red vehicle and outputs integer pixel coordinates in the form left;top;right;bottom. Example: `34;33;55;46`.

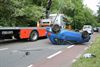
0;0;52;41
0;22;47;41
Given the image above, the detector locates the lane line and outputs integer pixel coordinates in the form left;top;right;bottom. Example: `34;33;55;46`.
47;51;62;59
76;54;81;59
27;64;33;67
72;59;76;63
67;45;74;49
90;42;93;44
0;48;8;51
84;47;89;50
72;54;81;63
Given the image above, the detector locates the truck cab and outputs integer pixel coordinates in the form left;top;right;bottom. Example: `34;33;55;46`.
40;19;52;27
40;14;67;29
49;14;66;29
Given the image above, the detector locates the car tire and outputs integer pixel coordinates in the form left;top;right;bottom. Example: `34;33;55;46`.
82;31;89;39
52;24;61;34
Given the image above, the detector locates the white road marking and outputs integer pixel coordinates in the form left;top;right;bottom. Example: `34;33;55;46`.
0;48;8;51
72;54;82;63
84;47;89;50
90;42;93;44
76;54;81;59
67;45;74;48
47;51;62;59
72;59;76;63
27;64;33;67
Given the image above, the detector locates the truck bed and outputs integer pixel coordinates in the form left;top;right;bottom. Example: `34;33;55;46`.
0;27;47;40
0;27;45;30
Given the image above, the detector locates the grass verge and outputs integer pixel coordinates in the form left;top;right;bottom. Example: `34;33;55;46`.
72;35;100;67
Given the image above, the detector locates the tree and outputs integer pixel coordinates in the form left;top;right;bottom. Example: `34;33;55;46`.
97;6;100;23
0;0;47;26
96;2;100;26
0;0;15;26
70;0;97;29
0;0;97;27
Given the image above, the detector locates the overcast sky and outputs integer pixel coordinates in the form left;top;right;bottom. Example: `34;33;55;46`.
83;0;99;13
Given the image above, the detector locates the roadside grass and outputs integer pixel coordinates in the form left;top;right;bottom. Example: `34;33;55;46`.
72;36;100;67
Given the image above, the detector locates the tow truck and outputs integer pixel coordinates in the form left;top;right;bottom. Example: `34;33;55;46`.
40;14;67;28
0;24;47;41
0;0;52;41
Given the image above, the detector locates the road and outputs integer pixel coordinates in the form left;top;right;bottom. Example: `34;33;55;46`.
0;38;69;67
0;33;98;67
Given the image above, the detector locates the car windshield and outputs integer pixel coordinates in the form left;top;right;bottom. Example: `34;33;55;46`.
83;25;92;29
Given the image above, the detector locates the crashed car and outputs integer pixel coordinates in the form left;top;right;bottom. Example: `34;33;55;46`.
46;24;90;45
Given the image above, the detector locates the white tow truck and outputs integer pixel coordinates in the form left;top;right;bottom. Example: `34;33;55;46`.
40;14;67;28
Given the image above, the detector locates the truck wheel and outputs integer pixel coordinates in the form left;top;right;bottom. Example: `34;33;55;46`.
29;31;38;41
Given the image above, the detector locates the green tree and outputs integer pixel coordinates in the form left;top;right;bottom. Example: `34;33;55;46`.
70;0;97;29
11;0;45;26
0;0;15;26
96;2;100;26
97;7;100;23
0;0;97;27
0;0;47;26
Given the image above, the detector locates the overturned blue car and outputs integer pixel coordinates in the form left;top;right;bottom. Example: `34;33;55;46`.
46;24;90;45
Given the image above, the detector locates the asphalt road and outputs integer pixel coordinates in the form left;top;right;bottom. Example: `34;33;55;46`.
0;33;98;67
0;38;69;67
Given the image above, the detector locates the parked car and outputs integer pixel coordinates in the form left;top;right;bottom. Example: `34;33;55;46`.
82;25;93;35
93;27;98;32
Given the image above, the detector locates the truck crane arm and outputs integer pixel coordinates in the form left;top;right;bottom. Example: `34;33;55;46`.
46;0;52;18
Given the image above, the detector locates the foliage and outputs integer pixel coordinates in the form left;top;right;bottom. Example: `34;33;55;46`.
97;6;100;23
0;0;15;26
0;0;46;26
0;0;98;28
72;36;100;67
11;0;45;26
95;1;100;26
71;0;97;29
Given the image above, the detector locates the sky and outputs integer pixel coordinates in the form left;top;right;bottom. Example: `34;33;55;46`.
83;0;100;14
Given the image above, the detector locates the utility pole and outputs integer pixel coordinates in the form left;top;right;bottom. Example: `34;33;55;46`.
46;0;52;18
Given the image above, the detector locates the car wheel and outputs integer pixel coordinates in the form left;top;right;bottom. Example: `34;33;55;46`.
82;31;89;39
52;24;61;34
29;31;38;41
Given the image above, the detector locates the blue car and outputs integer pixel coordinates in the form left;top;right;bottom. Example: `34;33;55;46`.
46;24;90;45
